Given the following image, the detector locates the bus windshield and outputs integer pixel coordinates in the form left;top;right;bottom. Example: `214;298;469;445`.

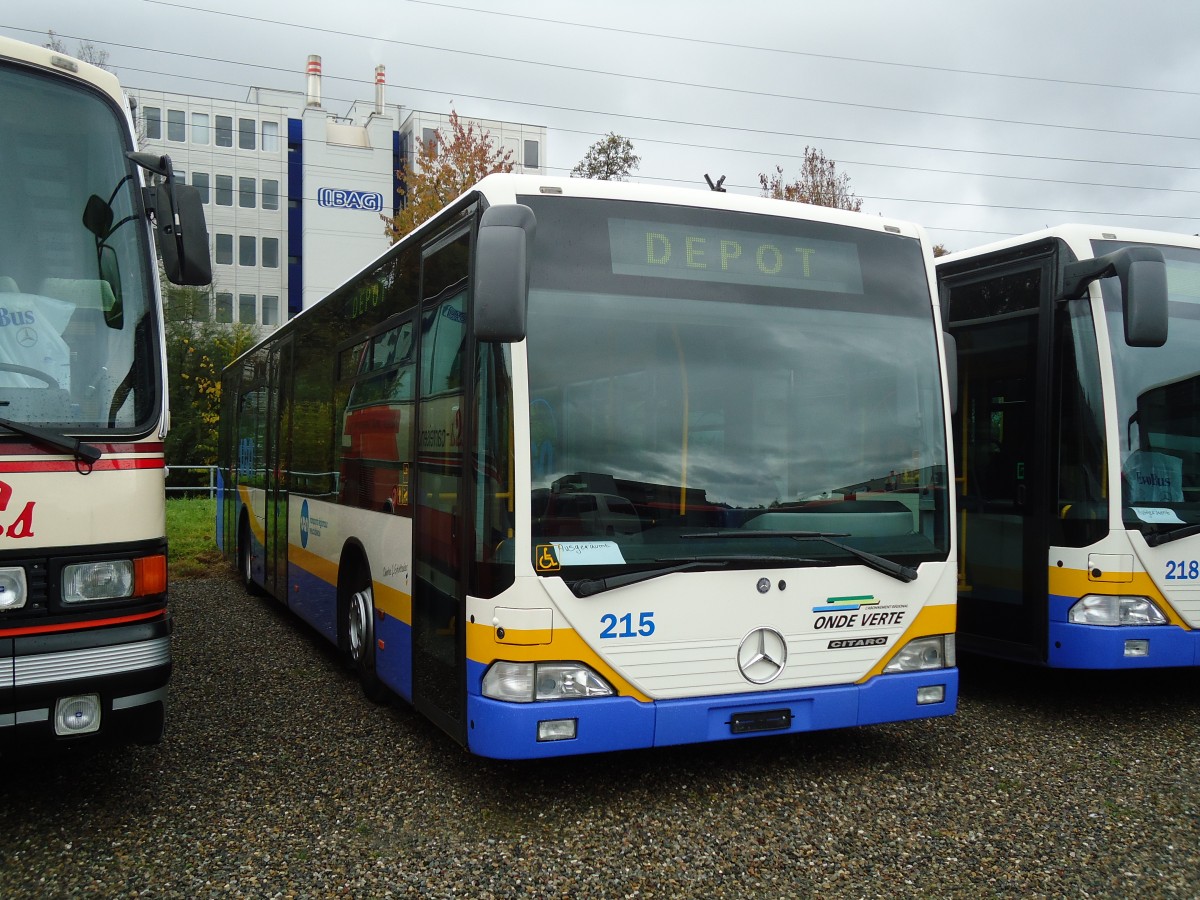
524;196;949;572
0;60;158;432
1100;241;1200;540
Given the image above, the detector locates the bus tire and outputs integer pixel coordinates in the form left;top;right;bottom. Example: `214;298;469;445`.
238;515;259;595
343;564;387;703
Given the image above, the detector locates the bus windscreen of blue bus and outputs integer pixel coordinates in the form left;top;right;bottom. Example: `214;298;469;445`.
522;195;950;575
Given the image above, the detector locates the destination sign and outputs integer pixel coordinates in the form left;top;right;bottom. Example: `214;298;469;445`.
608;218;864;293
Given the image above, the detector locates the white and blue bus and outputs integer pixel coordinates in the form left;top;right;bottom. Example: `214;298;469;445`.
938;224;1200;668
219;174;957;758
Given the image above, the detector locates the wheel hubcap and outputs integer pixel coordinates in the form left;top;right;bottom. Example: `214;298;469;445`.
349;588;372;663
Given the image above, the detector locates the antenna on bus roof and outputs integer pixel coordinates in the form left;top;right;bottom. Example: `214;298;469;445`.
704;174;726;193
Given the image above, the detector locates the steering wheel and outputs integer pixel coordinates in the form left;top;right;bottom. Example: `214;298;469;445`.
0;362;59;388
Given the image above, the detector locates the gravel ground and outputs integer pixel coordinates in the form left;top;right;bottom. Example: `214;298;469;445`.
3;572;1200;898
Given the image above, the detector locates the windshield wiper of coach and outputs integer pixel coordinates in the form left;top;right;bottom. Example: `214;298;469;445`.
0;416;102;465
683;530;918;583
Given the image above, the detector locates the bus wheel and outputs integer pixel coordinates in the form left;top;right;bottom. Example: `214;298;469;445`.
346;582;387;703
238;517;258;594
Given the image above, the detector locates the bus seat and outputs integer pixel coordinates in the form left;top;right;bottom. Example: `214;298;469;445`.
39;277;117;312
0;276;18;292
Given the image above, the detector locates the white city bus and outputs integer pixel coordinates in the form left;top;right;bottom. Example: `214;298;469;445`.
220;173;957;759
0;35;209;747
938;224;1200;668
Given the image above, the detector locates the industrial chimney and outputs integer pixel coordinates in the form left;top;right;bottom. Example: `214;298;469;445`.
305;54;322;107
374;65;386;115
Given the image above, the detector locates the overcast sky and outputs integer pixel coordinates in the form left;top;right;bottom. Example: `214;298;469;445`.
5;0;1200;250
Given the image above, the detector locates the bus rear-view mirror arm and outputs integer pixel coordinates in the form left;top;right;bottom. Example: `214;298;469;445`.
475;204;535;343
1059;246;1167;348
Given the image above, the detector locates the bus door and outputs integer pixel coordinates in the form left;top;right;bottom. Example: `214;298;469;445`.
411;225;473;741
264;337;293;599
942;255;1056;658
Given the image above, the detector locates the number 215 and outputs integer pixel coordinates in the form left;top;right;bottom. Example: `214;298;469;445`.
600;611;656;639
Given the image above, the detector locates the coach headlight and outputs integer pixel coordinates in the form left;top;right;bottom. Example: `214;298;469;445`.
482;661;615;702
63;560;134;603
883;634;955;673
1068;595;1168;626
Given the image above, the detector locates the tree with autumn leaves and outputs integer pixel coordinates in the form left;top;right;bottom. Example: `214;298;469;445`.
759;146;863;212
385;110;515;242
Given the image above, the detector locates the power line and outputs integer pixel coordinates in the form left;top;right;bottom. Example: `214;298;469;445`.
391;0;1200;99
130;5;1200;144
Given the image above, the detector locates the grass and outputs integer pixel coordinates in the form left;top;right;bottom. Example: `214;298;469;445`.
165;497;225;579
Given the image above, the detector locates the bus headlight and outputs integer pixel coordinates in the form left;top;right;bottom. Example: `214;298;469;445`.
883;634;955;673
482;661;615;702
62;560;134;603
1068;595;1167;626
0;567;28;610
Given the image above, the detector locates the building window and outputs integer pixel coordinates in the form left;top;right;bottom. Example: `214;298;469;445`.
422;127;438;158
239;177;256;209
262;121;280;153
239;235;256;267
191;112;210;145
216;115;233;147
262;295;279;327
167;109;185;142
239;294;257;324
195;293;211;320
262;179;280;211
215;233;233;265
262;238;279;268
215;292;233;324
192;172;210;204
144;106;161;140
239;118;256;150
524;139;540;170
215;174;233;207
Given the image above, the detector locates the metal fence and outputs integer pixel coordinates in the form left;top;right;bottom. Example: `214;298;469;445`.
165;465;218;499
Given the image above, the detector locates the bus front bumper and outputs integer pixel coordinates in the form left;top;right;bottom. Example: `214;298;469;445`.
0;615;172;748
465;667;958;760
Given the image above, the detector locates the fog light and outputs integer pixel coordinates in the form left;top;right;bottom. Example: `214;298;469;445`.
537;718;577;742
0;567;28;610
1124;639;1150;658
54;694;101;735
917;684;945;705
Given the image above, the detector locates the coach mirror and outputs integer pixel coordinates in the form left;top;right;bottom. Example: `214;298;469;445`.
128;151;213;288
474;204;535;343
1060;246;1168;348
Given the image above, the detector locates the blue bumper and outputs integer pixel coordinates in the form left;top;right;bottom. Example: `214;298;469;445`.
464;666;958;760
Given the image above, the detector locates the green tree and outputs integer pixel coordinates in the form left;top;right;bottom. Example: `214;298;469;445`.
163;283;256;467
385;109;514;242
571;133;641;181
759;147;863;212
932;243;951;258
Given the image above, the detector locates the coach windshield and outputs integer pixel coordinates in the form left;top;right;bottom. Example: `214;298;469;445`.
523;195;950;577
0;60;159;434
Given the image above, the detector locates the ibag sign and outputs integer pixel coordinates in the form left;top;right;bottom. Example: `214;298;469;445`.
318;187;384;212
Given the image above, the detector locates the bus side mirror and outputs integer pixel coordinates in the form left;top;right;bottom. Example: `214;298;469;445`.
154;182;212;287
129;151;212;287
1060;246;1167;348
475;204;535;343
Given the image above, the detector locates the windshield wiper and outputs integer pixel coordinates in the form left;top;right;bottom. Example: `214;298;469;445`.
683;531;918;583
0;416;102;465
1144;523;1200;547
570;560;728;597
